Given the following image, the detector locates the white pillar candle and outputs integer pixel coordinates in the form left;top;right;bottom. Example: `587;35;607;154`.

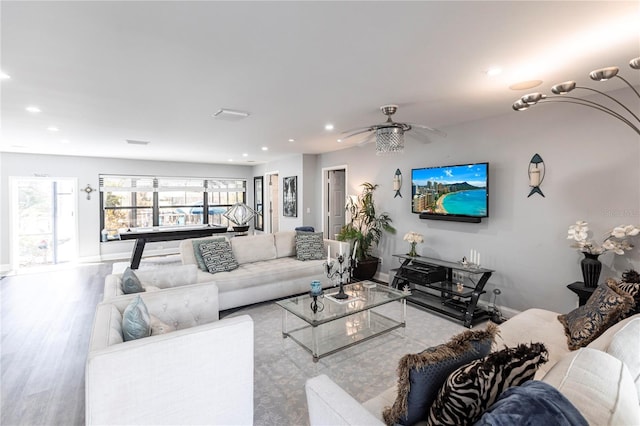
529;168;541;187
340;243;343;256
327;246;331;263
352;241;358;260
477;253;481;266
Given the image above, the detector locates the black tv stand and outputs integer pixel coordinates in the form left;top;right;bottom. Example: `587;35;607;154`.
391;254;493;328
418;213;481;223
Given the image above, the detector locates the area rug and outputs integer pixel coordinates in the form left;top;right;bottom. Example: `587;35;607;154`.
222;299;476;425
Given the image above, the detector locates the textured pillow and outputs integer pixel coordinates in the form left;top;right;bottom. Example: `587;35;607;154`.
606;318;640;399
192;237;226;271
427;342;548;426
295;231;325;261
608;277;640;318
122;295;151;341
558;280;634;350
150;315;176;335
383;323;498;426
474;380;587;426
121;267;144;294
200;240;239;273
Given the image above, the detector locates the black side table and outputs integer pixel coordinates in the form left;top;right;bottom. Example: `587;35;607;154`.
567;281;596;306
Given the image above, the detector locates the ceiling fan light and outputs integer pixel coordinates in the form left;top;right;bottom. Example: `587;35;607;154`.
589;66;619;81
376;126;404;155
551;81;576;95
629;57;640;70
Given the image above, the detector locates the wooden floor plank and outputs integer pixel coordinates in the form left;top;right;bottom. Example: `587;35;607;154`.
1;263;109;426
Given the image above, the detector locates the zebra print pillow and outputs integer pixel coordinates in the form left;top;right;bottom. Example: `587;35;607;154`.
427;342;548;426
608;278;640;318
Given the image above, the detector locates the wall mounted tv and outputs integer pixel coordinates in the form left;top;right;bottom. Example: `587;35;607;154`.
411;162;488;223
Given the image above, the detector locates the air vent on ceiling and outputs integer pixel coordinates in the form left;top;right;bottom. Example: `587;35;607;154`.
213;108;250;121
126;139;150;145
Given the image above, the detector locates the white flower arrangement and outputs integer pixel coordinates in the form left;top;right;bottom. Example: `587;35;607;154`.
403;231;424;244
567;221;639;255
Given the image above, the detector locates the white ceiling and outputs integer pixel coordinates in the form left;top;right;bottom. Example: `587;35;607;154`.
1;1;639;165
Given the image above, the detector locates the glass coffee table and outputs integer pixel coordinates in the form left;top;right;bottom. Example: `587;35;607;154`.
276;281;408;362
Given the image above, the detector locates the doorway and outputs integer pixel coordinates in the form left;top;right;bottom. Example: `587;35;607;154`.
10;177;78;269
323;167;347;239
265;172;279;233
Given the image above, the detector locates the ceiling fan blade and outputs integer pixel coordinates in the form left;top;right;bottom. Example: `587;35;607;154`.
356;132;376;147
340;127;374;139
405;123;447;137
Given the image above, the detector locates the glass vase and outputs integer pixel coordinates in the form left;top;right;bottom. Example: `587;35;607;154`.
408;242;418;257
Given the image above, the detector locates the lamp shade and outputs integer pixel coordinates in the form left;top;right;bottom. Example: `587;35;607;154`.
223;202;256;226
589;66;619;81
551;81;577;95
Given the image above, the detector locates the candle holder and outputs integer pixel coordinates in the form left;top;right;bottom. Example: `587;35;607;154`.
309;291;324;313
323;254;355;300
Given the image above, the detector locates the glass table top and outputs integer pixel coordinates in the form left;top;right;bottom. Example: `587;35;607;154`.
275;281;407;326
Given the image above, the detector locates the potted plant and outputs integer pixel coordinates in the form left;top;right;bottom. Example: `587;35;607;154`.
337;182;396;279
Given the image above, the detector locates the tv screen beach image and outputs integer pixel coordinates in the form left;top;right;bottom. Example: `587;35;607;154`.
412;164;488;217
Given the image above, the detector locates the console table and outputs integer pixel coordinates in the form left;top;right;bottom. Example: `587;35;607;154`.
391;254;493;328
566;281;595;306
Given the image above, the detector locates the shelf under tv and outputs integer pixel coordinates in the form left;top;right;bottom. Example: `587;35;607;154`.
418;213;482;223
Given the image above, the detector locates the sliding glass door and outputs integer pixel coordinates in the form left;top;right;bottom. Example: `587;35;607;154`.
10;177;78;269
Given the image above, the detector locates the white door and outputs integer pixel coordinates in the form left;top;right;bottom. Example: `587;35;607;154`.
326;169;346;239
10;177;78;269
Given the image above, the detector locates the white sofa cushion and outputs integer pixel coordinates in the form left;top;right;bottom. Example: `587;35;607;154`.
275;231;297;258
231;233;276;264
542;348;640;426
606;317;640;399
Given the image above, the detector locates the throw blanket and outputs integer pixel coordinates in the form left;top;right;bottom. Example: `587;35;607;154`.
473;380;587;426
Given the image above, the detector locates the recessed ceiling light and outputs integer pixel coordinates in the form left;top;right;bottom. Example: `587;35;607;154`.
261;146;268;151
126;139;150;145
242;153;248;157
212;108;250;121
324;124;334;131
47;126;59;132
288;138;295;142
60;139;70;144
0;71;10;80
26;106;41;113
486;67;502;77
228;159;233;162
337;139;343;143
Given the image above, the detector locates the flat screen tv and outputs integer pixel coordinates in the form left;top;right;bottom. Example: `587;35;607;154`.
411;162;488;223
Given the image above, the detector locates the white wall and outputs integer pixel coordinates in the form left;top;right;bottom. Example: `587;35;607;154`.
317;90;640;313
0;153;253;268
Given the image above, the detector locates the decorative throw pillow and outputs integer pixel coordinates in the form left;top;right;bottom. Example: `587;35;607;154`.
121;267;144;294
427;342;548;426
192;237;226;271
558;280;634;350
200;240;239;273
150;315;176;335
609;277;640;318
122;295;151;341
474;380;587;426
295;231;324;261
382;323;498;426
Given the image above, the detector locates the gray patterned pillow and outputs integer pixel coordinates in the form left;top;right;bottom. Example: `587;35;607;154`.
427;342;548;426
383;323;498;426
200;240;238;273
295;232;324;261
558;280;634;350
122;295;151;341
192;237;227;271
122;267;144;294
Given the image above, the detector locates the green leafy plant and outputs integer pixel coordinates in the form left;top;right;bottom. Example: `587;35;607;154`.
337;182;396;261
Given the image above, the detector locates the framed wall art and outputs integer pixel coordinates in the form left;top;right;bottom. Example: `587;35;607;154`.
283;176;297;217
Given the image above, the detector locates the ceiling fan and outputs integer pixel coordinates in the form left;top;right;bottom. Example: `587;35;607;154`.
340;105;446;154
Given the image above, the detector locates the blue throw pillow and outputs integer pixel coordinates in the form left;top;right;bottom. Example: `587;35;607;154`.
383;323;498;426
122;267;144;294
122;295;151;341
473;380;587;426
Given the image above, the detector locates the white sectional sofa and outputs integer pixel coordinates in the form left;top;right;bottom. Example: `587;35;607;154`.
306;309;640;425
179;231;343;310
86;285;254;426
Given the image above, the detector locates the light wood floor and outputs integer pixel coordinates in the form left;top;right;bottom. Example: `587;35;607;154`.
1;263;110;426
